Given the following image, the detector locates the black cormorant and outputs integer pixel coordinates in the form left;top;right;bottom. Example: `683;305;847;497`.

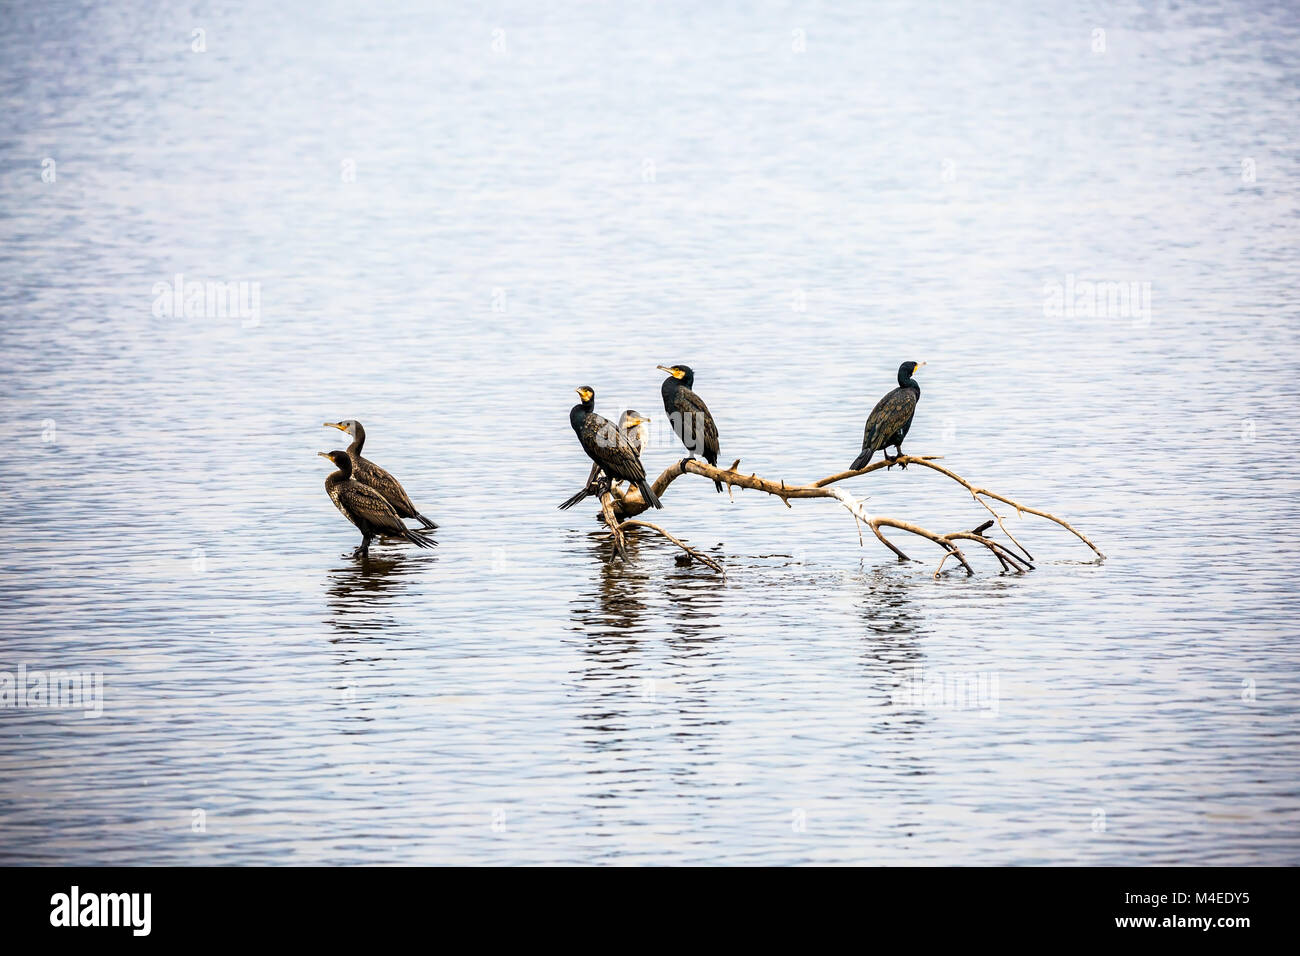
850;361;925;470
559;410;652;510
657;364;722;492
324;420;436;529
620;409;650;457
319;450;436;557
568;387;663;509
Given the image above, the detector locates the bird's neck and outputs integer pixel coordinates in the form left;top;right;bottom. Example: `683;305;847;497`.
662;375;690;396
898;373;919;393
348;425;365;455
570;401;592;431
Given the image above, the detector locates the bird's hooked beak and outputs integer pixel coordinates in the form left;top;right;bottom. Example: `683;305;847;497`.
317;451;333;463
324;421;347;432
914;361;926;372
656;365;685;379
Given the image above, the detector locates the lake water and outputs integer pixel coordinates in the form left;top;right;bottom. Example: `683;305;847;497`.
1;0;1298;865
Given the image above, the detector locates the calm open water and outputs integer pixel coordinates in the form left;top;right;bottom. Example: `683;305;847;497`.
1;0;1298;865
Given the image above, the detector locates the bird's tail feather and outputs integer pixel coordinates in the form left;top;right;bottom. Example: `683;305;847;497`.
638;480;663;509
713;479;723;493
558;487;592;510
416;512;438;529
851;448;873;471
407;527;437;548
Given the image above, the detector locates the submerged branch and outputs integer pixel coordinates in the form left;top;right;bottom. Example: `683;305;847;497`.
616;519;725;575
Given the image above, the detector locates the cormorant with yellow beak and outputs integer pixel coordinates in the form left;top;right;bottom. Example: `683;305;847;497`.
323;419;436;528
567;387;662;509
559;409;652;510
318;450;436;557
851;361;925;469
657;364;722;492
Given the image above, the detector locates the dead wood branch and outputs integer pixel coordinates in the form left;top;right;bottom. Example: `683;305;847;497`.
589;453;1099;576
815;456;1104;560
616;520;725;575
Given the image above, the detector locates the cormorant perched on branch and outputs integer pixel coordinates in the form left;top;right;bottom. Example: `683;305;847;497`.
559;410;652;510
851;361;925;470
657;364;722;492
568;387;662;509
324;420;436;528
318;450;437;557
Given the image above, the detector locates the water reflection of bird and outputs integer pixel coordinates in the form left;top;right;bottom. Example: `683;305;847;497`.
319;450;437;557
851;361;925;470
658;364;722;492
561;409;652;510
568;387;662;509
324;420;437;528
326;553;409;630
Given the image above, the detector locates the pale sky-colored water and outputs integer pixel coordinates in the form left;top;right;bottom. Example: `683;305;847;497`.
0;0;1298;864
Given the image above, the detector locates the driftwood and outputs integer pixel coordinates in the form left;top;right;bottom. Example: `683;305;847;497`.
572;454;1101;578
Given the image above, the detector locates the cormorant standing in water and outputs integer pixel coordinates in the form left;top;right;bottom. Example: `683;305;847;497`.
568;387;662;509
851;361;925;470
319;451;436;557
657;364;722;492
324;420;436;528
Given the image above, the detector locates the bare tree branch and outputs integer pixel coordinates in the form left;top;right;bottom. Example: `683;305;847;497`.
585;453;1099;576
615;519;725;575
814;456;1104;560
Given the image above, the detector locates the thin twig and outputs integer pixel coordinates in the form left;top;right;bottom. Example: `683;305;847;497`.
616;519;725;575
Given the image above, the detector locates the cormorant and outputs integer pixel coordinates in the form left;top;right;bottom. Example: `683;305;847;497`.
850;361;925;470
559;410;652;510
324;420;436;529
318;450;437;557
620;409;651;458
568;387;663;509
657;364;722;492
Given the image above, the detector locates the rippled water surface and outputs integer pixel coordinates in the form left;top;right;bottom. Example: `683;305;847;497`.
2;0;1299;864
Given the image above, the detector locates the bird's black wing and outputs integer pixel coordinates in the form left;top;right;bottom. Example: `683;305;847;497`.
354;456;420;518
338;480;413;537
580;414;646;484
672;387;720;465
862;386;918;453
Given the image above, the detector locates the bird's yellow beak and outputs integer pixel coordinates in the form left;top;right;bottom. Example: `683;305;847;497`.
324;422;346;431
915;361;926;371
656;365;684;379
317;451;332;461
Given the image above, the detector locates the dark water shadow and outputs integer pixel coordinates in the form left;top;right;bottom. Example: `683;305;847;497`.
324;547;435;635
